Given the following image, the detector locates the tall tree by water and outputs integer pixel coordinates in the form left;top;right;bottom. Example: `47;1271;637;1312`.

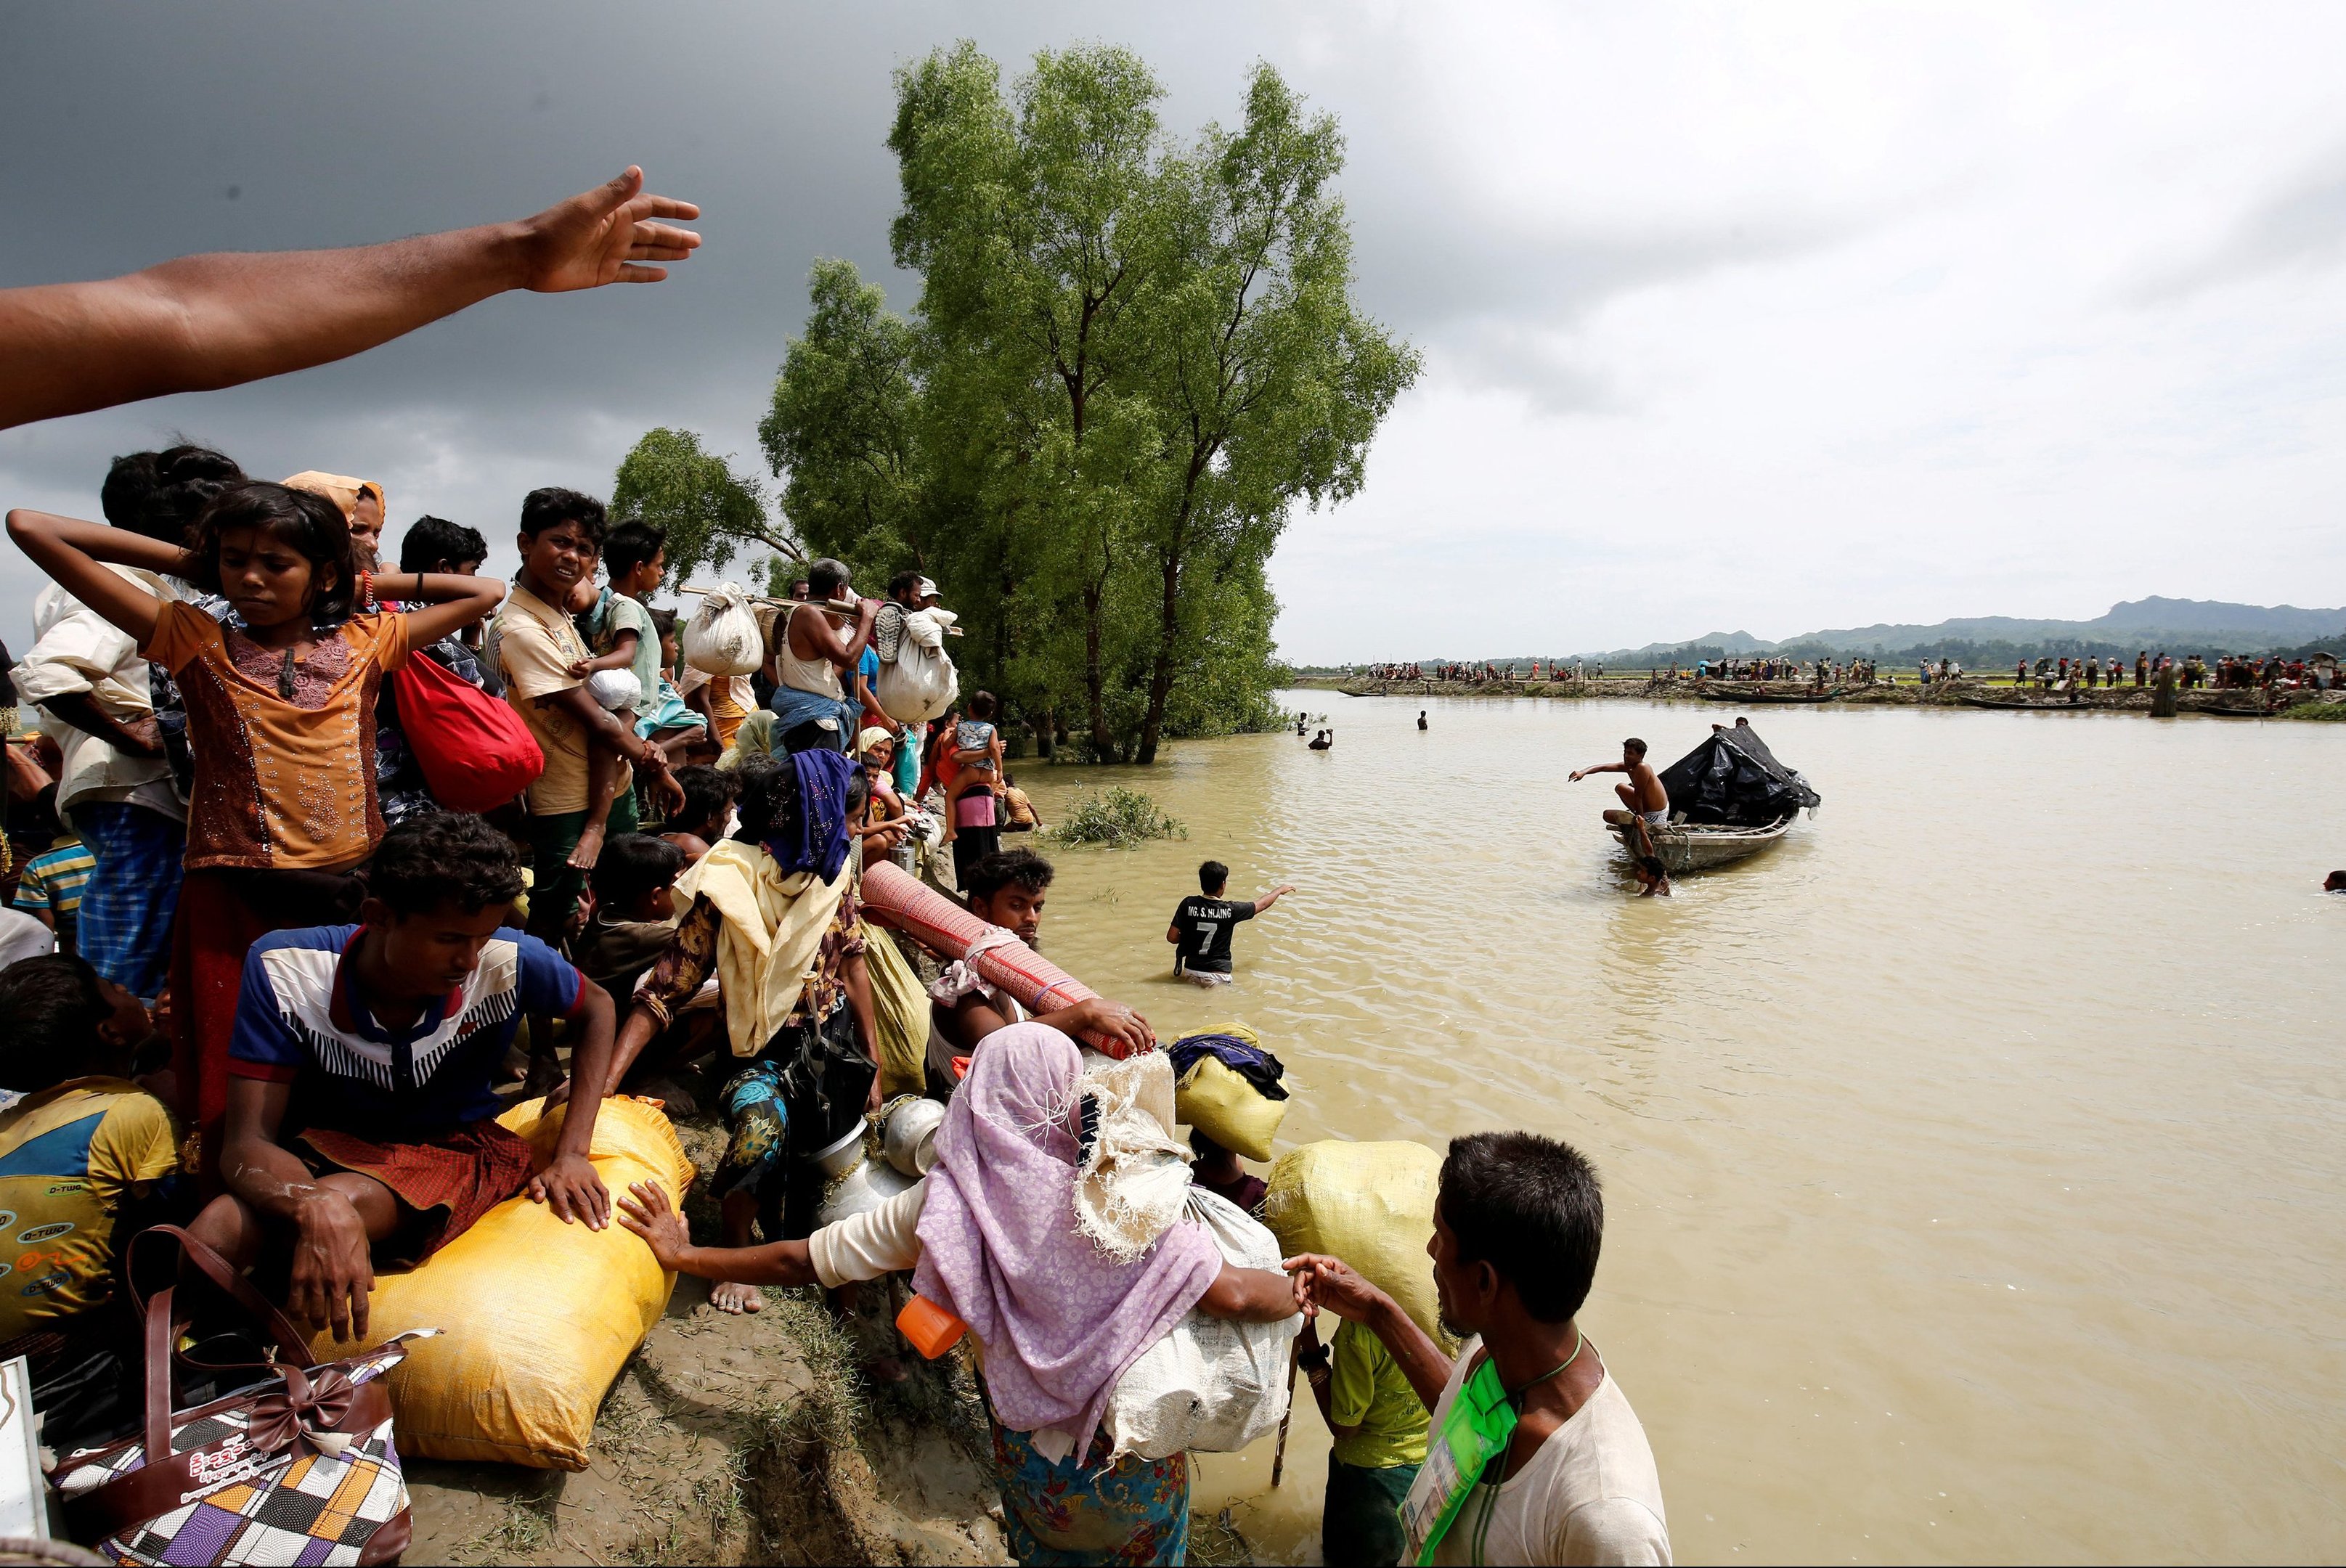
611;428;784;589
734;43;1414;760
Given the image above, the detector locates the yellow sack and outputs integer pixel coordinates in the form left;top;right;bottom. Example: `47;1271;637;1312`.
1262;1140;1455;1349
308;1096;693;1469
1176;1057;1288;1162
862;922;932;1101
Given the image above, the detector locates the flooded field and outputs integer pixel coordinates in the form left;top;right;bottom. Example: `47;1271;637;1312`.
1011;693;2346;1564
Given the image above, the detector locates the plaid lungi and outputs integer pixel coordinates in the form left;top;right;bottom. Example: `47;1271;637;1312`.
298;1122;537;1267
69;801;185;1000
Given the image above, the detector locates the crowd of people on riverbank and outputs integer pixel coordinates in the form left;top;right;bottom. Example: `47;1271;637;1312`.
0;452;1669;1564
0;166;1674;1566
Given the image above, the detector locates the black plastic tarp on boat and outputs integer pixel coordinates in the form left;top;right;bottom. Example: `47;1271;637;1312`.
1655;722;1822;826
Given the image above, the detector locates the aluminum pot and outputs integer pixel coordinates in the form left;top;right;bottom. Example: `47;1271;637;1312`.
817;1145;916;1229
880;1095;946;1177
807;1123;868;1182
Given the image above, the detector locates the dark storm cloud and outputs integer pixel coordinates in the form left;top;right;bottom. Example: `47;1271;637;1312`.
0;3;1754;526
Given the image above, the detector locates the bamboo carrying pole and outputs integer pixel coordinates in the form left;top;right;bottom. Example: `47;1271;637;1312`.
1270;1337;1300;1487
679;584;961;635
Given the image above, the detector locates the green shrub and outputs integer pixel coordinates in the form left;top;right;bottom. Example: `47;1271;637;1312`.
2282;700;2346;720
1049;787;1187;848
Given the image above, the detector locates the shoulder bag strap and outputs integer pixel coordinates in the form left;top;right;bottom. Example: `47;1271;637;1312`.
126;1225;317;1368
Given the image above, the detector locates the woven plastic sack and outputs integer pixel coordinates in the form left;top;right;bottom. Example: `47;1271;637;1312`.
307;1096;693;1469
682;582;763;677
871;607;959;724
1262;1140;1454;1349
860;920;932;1101
1176;1055;1288;1162
1104;1187;1298;1460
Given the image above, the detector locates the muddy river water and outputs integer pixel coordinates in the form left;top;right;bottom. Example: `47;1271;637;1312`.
1005;691;2345;1564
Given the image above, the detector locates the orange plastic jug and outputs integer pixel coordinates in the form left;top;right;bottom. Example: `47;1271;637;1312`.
897;1292;969;1359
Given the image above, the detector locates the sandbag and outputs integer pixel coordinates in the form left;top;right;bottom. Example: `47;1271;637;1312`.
871;606;959;725
860;919;932;1101
308;1096;694;1469
682;582;763;677
1105;1187;1298;1461
1176;1055;1289;1162
1262;1140;1454;1350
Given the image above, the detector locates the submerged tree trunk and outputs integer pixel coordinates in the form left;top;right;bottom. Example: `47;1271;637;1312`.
1082;574;1115;761
1136;548;1182;764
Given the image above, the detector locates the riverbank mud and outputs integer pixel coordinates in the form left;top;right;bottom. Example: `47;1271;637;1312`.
402;1121;1012;1567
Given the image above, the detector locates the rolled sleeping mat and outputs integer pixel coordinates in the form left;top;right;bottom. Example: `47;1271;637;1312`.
858;859;1139;1058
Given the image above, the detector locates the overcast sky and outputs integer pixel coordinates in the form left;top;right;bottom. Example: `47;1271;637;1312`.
6;1;2345;661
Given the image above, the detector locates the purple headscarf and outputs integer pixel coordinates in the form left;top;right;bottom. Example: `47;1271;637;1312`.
913;1024;1223;1454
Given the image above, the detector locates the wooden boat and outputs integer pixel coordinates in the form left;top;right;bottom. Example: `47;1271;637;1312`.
1612;814;1795;873
1956;694;2072;711
1698;685;1840;703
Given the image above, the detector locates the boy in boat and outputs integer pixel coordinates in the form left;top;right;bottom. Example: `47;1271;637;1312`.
1570;739;1672;897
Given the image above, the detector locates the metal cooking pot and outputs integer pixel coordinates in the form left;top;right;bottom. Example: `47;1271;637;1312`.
879;1095;946;1177
816;1145;916;1229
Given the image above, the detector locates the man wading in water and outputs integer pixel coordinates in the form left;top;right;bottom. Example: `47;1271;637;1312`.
1571;739;1671;897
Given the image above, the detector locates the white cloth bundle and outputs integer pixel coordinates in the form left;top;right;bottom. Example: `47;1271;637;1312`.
872;605;960;724
1104;1187;1299;1460
682;582;764;677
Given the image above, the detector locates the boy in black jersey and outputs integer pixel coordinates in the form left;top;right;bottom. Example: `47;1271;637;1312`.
1166;859;1295;985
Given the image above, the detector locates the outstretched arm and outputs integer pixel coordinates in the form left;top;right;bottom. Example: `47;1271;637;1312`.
618;1180;820;1288
1285;1253;1455;1410
1254;883;1298;913
1568;762;1627;782
0;168;700;431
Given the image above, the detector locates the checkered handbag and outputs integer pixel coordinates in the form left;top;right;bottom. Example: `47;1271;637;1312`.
46;1227;433;1567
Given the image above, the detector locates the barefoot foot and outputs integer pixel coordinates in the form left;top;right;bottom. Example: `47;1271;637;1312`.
712;1281;766;1315
568;819;608;870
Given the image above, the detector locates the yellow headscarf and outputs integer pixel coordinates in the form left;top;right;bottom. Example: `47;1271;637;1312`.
280;471;385;523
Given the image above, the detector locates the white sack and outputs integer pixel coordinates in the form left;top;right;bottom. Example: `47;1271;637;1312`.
1104;1187;1299;1461
586;669;641;711
873;606;960;724
683;582;764;677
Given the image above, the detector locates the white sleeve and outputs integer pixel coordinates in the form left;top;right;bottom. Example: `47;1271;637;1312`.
1560;1497;1672;1567
807;1179;929;1288
12;595;131;705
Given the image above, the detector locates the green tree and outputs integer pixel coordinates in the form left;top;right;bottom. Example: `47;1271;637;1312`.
1128;65;1420;761
610;428;787;589
890;41;1170;759
744;43;1413;764
757;259;929;579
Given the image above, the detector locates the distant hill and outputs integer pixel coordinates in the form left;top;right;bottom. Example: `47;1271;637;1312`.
1554;597;2346;666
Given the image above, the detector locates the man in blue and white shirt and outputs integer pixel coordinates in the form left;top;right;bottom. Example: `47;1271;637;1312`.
189;813;617;1343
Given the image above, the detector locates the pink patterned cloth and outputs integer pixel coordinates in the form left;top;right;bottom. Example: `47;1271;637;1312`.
913;1024;1223;1455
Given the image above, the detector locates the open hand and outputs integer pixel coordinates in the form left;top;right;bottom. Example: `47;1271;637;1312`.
290;1193;375;1342
518;168;701;292
1075;997;1155;1054
530;1151;611;1229
616;1179;690;1270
